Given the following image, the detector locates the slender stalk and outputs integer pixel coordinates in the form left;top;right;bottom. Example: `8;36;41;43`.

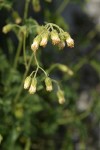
39;66;48;76
34;53;48;77
34;67;39;78
23;35;28;69
33;53;39;78
24;138;31;150
14;39;22;69
47;63;60;73
46;23;64;33
34;53;39;67
14;53;34;103
24;0;30;20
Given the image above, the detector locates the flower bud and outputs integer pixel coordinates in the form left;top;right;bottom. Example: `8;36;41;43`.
51;30;60;45
58;64;74;75
57;90;65;104
66;37;74;48
67;69;74;76
29;78;37;94
2;24;13;34
32;0;41;12
45;77;53;92
12;11;22;24
58;41;65;50
24;76;31;89
31;36;41;52
40;32;49;47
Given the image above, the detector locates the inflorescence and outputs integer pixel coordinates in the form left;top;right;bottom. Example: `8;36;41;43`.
24;23;74;104
31;23;74;53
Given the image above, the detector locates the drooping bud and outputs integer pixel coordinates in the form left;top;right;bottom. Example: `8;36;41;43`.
50;30;60;45
66;37;74;48
24;76;31;89
58;41;65;50
58;64;74;75
32;0;41;12
67;69;74;76
57;90;65;104
64;32;74;48
12;11;22;24
29;78;37;94
2;24;13;34
45;77;53;92
31;35;41;52
40;31;49;47
58;33;66;49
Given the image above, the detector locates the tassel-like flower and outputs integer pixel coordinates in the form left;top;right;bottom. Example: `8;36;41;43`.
31;36;41;52
2;24;13;34
45;77;53;92
66;37;74;48
24;76;31;89
32;0;41;12
51;30;60;45
40;32;49;47
57;90;65;104
29;78;37;94
58;41;65;50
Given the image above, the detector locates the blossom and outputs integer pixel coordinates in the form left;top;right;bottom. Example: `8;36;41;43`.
57;90;65;104
58;41;65;49
31;41;39;52
31;36;41;52
29;78;37;94
24;76;31;89
66;37;74;48
40;32;49;47
29;85;36;94
45;77;53;92
51;30;60;45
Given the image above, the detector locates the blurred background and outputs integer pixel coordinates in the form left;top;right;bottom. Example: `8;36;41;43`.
0;0;100;150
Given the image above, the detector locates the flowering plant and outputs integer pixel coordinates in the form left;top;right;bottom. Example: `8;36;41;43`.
0;0;99;149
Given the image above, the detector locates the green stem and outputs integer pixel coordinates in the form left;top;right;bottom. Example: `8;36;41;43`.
39;66;48;76
24;138;31;150
24;0;30;20
47;63;60;73
14;39;22;69
33;53;39;77
30;71;35;76
34;52;39;67
47;23;64;33
23;35;28;69
14;53;34;103
33;53;48;77
34;67;39;78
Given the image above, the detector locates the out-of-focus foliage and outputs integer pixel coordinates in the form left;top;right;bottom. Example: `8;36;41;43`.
0;0;100;150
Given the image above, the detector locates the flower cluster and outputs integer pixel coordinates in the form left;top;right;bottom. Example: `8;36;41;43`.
24;76;37;94
24;23;74;104
24;76;53;94
31;23;74;53
24;75;65;104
